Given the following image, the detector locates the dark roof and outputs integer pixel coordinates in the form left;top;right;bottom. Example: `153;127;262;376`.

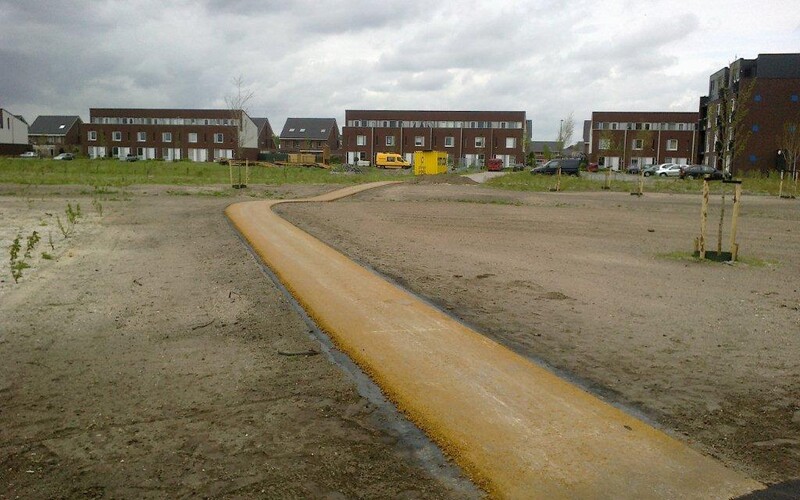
251;117;272;134
29;115;82;135
529;140;560;152
280;118;338;140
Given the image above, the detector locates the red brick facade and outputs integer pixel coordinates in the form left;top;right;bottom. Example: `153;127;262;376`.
587;111;699;168
81;108;260;161
342;110;526;168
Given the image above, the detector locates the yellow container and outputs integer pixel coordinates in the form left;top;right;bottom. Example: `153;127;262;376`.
413;150;448;175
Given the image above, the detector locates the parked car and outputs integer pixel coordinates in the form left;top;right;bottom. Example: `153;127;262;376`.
587;162;599;172
486;158;504;171
19;151;37;158
512;163;526;171
680;164;724;180
530;159;581;176
641;164;659;177
121;154;139;162
53;153;74;161
627;164;641;174
654;163;682;177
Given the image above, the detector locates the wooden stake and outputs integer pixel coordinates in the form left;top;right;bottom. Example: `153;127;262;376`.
699;180;709;259
717;188;725;255
778;170;784;198
229;163;234;187
638;168;644;195
729;183;742;261
556;166;562;191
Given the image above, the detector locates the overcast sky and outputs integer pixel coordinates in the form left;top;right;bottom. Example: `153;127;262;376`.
1;0;798;140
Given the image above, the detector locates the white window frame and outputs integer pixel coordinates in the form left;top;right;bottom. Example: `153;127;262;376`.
112;131;121;142
137;131;147;142
444;136;455;148
88;131;97;141
415;136;424;147
162;132;172;143
632;139;643;150
386;136;395;146
214;133;224;144
599;138;610;150
666;139;678;151
356;135;366;146
505;137;516;148
188;132;198;144
475;136;485;148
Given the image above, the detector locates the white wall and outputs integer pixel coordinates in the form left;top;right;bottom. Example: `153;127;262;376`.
0;109;29;144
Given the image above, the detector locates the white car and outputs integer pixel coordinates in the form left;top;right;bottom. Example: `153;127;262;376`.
19;151;37;158
654;163;682;177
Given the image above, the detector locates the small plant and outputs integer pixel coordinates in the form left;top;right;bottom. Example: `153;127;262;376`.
9;235;29;283
9;235;21;262
41;252;53;260
48;231;55;251
10;260;30;283
24;231;40;258
92;198;103;216
66;202;81;224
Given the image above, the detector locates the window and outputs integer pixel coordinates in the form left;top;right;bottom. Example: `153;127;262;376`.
444;136;454;147
214;133;224;143
475;137;485;148
162;132;172;142
300;128;306;132
415;136;424;147
632;139;643;150
88;131;97;141
137;131;146;142
599;138;611;150
505;137;516;148
356;135;366;146
666;139;678;151
188;133;198;143
385;136;395;146
112;131;121;142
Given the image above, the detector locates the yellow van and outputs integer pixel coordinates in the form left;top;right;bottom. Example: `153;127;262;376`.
375;152;411;169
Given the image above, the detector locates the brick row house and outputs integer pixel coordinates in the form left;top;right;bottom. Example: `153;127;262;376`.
28;115;83;157
279;118;340;155
0;108;29;155
81;108;269;161
585;111;699;169
698;53;800;175
342;110;526;168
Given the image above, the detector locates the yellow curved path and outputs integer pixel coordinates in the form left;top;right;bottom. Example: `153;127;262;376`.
226;182;762;499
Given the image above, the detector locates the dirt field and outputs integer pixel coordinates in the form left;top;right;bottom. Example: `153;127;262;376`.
0;185;475;498
276;182;800;485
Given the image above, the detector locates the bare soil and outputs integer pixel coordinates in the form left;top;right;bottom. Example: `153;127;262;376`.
0;185;475;498
276;182;800;485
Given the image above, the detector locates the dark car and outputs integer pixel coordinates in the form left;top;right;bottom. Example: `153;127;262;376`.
627;164;641;174
530;159;581;176
680;164;723;180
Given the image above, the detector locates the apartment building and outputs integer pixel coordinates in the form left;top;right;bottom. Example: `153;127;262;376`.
698;53;800;174
251;117;276;151
342;110;527;168
279;118;340;154
0;108;29;155
29;115;83;157
586;111;699;169
81;108;261;161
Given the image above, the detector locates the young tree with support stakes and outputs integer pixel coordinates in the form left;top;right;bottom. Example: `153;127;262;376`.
225;76;256;187
597;129;621;189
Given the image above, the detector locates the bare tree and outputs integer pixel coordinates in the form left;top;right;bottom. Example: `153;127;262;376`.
224;75;255;160
556;112;575;154
712;80;755;177
779;113;800;197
